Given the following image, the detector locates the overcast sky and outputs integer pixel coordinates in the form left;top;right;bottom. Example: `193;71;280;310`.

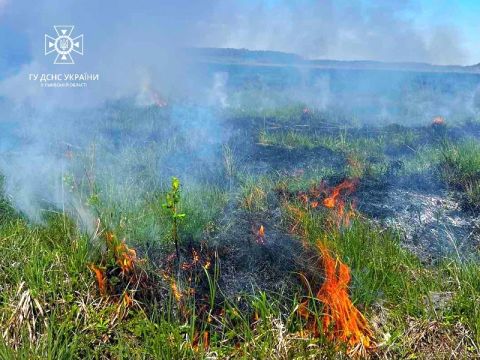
0;0;479;79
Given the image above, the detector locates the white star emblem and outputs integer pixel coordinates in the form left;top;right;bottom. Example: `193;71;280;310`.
45;25;83;65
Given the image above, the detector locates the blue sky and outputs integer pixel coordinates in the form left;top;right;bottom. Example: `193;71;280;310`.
413;0;480;62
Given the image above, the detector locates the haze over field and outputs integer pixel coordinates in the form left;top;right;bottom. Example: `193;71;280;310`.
1;2;480;358
0;0;480;220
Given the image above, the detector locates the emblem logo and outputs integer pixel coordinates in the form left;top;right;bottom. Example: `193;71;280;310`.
45;26;83;65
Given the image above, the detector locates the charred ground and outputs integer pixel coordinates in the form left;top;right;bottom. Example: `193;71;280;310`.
1;65;480;358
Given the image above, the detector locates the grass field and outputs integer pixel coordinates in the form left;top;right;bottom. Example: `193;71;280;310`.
1;103;480;359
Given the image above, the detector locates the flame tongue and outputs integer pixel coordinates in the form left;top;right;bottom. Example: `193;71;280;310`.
316;244;373;353
258;225;265;237
287;192;372;354
323;197;336;208
89;264;107;296
322;178;358;209
256;225;266;244
296;178;358;220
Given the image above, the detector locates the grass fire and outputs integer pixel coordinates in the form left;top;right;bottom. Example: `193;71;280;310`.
1;2;480;359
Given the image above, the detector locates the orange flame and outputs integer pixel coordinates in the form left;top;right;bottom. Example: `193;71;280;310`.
323;179;358;209
170;279;183;302
181;249;205;271
256;225;266;244
316;244;373;354
323;196;335;208
192;331;210;352
105;232;138;275
115;241;137;275
287;196;372;354
203;331;209;350
258;225;265;237
89;264;107;296
122;291;133;307
322;179;358;228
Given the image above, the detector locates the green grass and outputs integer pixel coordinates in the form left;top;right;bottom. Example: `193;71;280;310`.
0;209;340;358
63;144;228;252
258;129;393;179
0;176;17;224
237;174;279;212
282;201;480;356
258;126;421;154
441;140;480;183
275;167;337;193
283;203;438;311
398;144;441;176
259;129;385;154
1;176;480;358
0;212;94;357
2;116;480;358
440;139;480;209
441;260;480;344
259;129;325;149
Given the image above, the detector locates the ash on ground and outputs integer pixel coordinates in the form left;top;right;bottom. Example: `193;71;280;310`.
211;205;322;302
360;187;480;263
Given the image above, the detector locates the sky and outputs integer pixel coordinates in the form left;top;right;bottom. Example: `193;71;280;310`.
413;0;480;64
0;0;479;81
197;0;480;65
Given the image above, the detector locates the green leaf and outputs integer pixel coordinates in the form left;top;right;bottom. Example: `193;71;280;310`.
172;177;180;191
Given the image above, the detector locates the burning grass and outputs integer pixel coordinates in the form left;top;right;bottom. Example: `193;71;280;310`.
88;230;147;307
298;242;374;356
286;179;373;355
316;244;374;355
1;111;480;358
1;175;480;358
